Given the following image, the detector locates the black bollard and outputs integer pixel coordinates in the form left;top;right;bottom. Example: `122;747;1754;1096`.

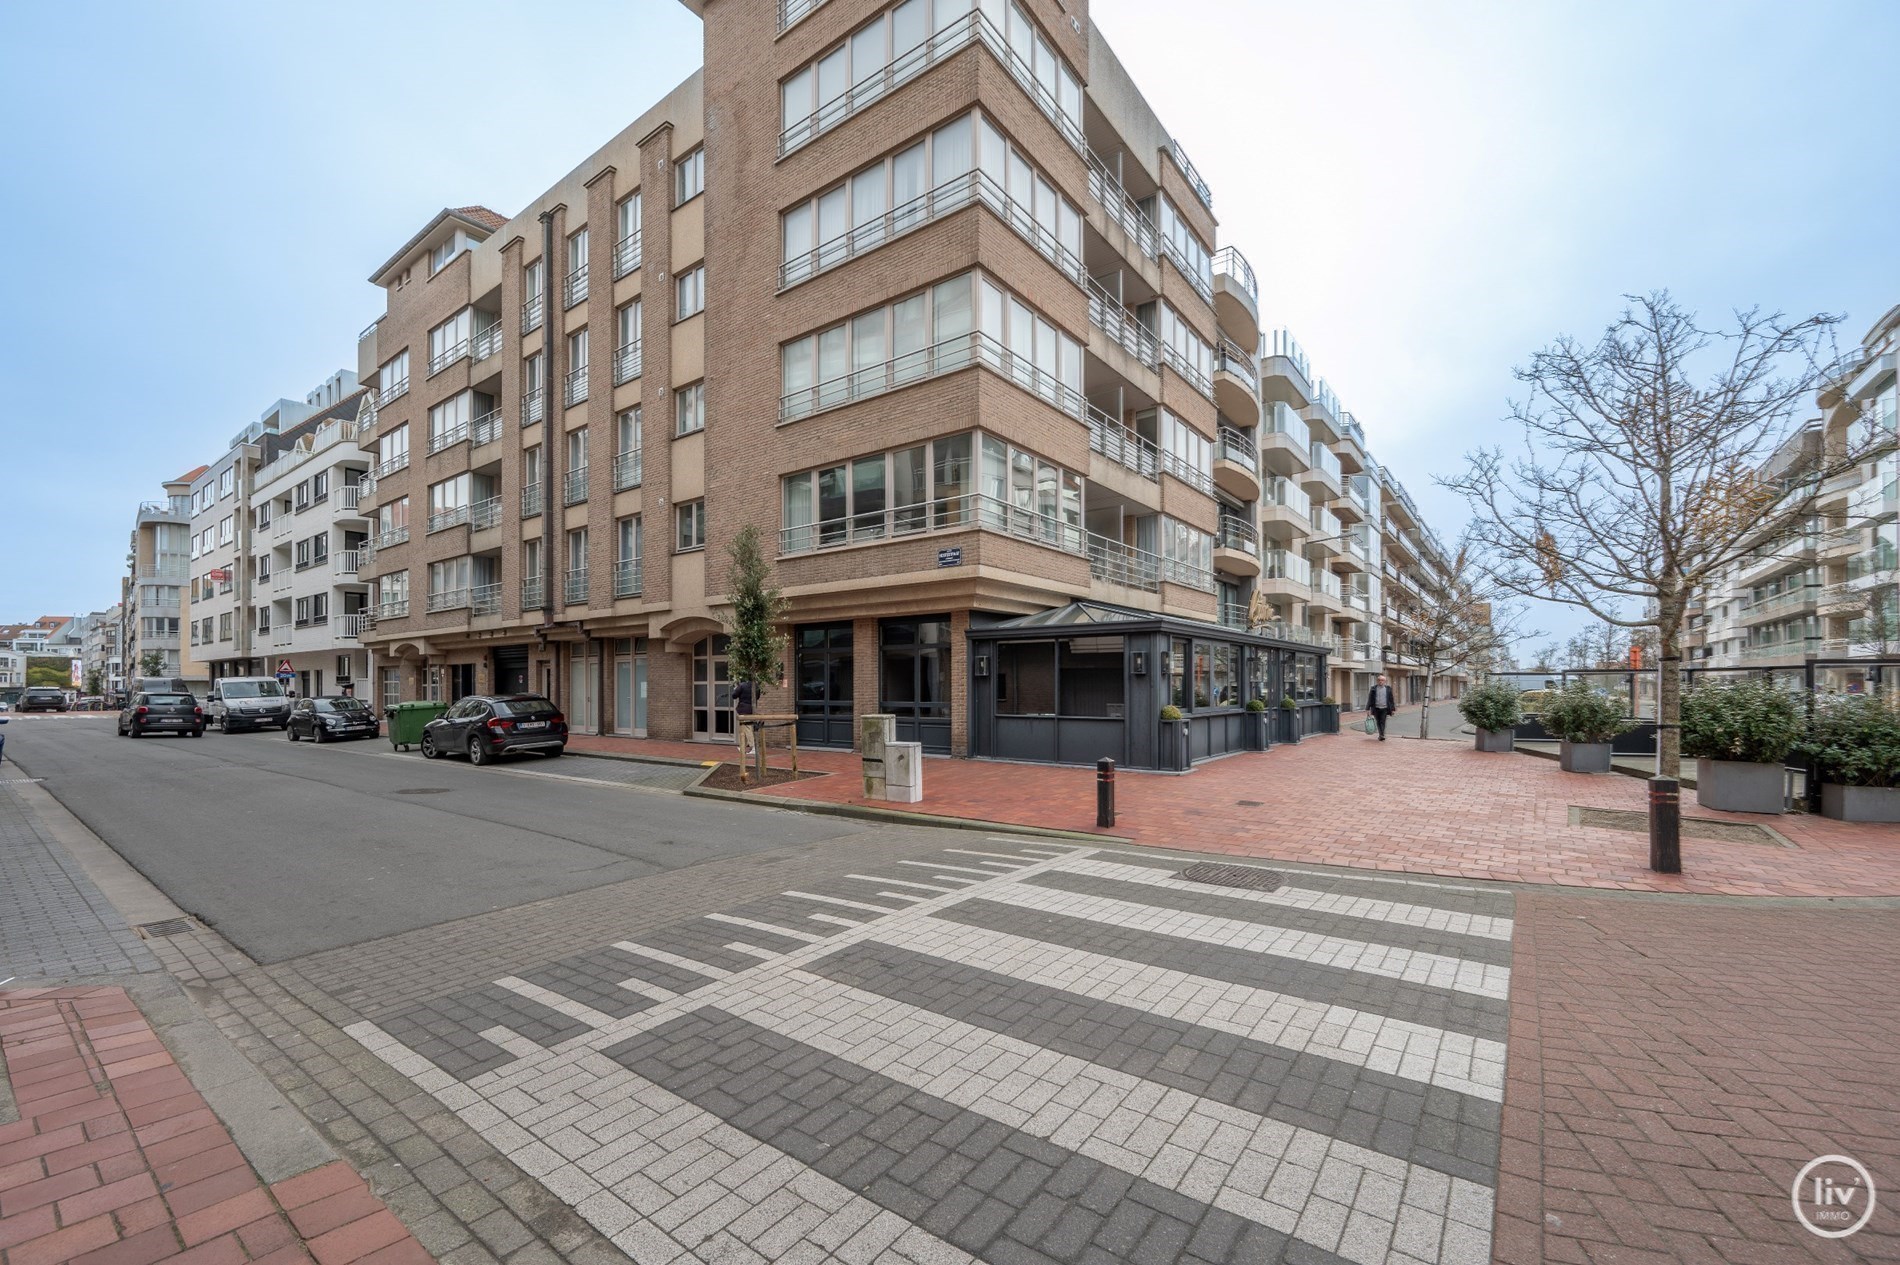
1648;775;1681;874
1096;757;1116;829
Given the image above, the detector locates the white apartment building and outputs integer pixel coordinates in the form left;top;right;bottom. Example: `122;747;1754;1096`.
122;476;197;687
252;394;375;697
1688;303;1900;692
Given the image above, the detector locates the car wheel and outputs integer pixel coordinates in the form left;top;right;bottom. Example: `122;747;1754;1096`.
287;724;300;741
544;745;564;758
312;725;328;744
420;732;440;759
191;728;204;738
130;725;142;738
468;735;492;766
117;724;126;737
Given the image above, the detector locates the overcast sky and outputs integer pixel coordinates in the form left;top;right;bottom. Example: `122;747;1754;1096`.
3;0;1895;648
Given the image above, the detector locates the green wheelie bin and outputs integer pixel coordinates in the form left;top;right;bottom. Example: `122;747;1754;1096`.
388;700;449;751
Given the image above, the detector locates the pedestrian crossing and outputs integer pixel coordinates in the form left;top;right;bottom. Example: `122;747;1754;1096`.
347;841;1513;1264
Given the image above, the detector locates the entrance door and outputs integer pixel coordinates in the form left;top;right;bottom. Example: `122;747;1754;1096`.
879;615;951;753
493;647;530;695
692;635;733;740
567;653;599;732
613;638;648;736
794;622;853;747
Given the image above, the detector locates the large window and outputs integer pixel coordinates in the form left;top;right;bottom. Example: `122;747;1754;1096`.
676;500;706;551
674;146;704;204
1153;195;1213;297
428;391;473;451
779;109;1080;287
379;350;409;399
880;616;951;752
783;434;978;550
428;308;472;373
996;637;1124;718
780;271;1078;422
1146;301;1213;394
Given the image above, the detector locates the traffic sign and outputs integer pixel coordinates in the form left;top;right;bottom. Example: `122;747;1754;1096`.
278;660;293;674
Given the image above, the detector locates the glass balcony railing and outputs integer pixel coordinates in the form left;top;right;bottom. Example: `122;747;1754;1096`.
1263;402;1309;448
1309;442;1343;483
1262;549;1311;586
1217;517;1257;555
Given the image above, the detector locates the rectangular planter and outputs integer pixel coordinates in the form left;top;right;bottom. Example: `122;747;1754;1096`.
1475;728;1515;753
1820;783;1900;823
1559;741;1613;773
1694;758;1786;815
1157;719;1190;772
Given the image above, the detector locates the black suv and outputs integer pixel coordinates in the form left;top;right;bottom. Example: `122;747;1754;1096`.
420;694;567;765
18;687;70;712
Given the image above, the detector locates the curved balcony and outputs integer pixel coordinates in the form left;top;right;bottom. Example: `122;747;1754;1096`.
1212;426;1261;501
1213;517;1260;578
1212;246;1260;351
1213;339;1260;426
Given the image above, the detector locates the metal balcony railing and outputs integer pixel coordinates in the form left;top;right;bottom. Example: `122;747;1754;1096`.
469;497;502;531
523;387;544;426
1086;277;1161;368
564;365;588;407
1215;340;1258;393
613;448;643;491
1217;517;1258;555
521;294;543;334
520;576;544;608
1212;246;1258;305
427;505;470;533
564;466;589;505
563;268;588;308
521;485;543;518
564;567;589;605
377;599;409;621
473;323;502;362
780;330;1084;427
470;583;501;617
1085;406;1159;481
338;613;366;640
1216;427;1257;472
1219;601;1250;630
425;588;469;613
427;417;469;454
372;526;409;550
378;377;408;407
374;452;409;479
776;0;826;31
614;341;643;384
613;559;642;598
1084;147;1159;258
471;408;502;447
428;335;470;376
1166;137;1213;210
613;231;642;279
337;549;365;576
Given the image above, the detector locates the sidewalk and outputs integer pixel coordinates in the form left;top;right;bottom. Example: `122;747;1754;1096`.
565;721;1900;898
0;782;433;1265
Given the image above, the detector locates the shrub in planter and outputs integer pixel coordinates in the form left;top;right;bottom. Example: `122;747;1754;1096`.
1681;679;1803;813
1245;698;1266;713
1458;681;1522;752
1539;681;1630;772
1279;696;1296;710
1796;694;1900;822
1159;704;1183;721
1320;696;1337;706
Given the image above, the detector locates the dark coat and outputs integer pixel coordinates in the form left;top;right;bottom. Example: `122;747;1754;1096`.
1366;683;1396;714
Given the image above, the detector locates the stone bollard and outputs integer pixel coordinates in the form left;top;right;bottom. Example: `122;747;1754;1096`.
860;713;895;799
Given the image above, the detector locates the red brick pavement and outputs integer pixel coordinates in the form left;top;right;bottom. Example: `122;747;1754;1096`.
1497;894;1900;1263
564;724;1900;898
0;989;431;1265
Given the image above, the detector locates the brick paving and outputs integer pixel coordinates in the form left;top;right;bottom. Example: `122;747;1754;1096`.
0;783;157;983
1494;893;1900;1264
565;724;1900;897
0;988;432;1265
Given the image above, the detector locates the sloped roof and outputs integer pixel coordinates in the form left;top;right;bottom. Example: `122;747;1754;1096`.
368;205;508;284
262;388;371;461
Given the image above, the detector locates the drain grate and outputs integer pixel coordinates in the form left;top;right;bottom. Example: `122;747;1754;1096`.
1177;861;1285;892
135;917;199;939
1235;800;1264;807
392;787;453;795
1571;806;1790;846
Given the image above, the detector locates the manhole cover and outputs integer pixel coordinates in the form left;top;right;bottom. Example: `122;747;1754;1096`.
1177;862;1285;892
135;917;199;939
392;788;453;795
1570;806;1790;846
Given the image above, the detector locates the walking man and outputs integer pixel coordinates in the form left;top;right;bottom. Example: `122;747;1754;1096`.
732;677;757;761
1366;673;1396;741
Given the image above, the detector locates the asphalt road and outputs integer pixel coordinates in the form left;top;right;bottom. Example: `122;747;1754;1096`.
4;715;877;963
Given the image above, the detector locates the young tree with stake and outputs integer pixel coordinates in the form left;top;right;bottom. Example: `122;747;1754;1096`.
724;525;787;776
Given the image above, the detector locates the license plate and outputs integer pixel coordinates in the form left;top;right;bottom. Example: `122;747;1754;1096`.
152;718;184;726
518;721;548;730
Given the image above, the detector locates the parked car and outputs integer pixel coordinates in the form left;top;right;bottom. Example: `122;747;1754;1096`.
420;694;567;764
206;677;292;732
75;696;108;711
132;676;196;699
17;687;70;713
117;692;205;738
286;695;381;743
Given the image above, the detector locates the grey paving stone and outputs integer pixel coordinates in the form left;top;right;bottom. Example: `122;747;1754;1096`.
0;781;159;981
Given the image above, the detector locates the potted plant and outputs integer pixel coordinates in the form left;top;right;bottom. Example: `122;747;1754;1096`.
1244;697;1269;750
1538;681;1629;773
1797;693;1900;822
1278;695;1300;744
1679;679;1801;813
1458;680;1523;752
1158;703;1190;771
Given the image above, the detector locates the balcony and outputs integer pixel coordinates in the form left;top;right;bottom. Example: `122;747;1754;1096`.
1213;426;1260;500
1740;587;1817;624
338;613;366;640
1084;147;1159;260
425;588;469;614
1214;517;1260;577
377;376;409;408
1302;442;1343;497
1218;600;1249;631
1166;137;1213;210
521;294;543;334
426;417;469;455
523;388;545;426
135;562;189;582
377;599;409;621
1211;246;1259;348
473;323;503;363
470;583;501;617
426;505;469;533
337;549;366;576
1086;278;1161;370
374;451;410;479
782;330;1082;427
471;407;503;447
564;466;589;506
522;485;543;518
1213;340;1260;425
1817;582;1864;615
470;496;502;531
1260;477;1311;533
337;484;361;513
372;525;409;551
1258;550;1311;601
776;0;826;31
614;231;642;279
614;341;642;385
563;267;588;309
428;335;470;376
1085;406;1159;483
564;567;590;605
613;448;643;491
520;576;545;609
563;365;589;408
613;558;642;599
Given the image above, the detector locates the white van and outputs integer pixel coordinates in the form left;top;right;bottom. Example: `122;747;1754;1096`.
204;677;292;732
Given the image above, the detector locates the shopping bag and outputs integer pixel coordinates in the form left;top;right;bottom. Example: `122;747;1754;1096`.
1363;716;1377;735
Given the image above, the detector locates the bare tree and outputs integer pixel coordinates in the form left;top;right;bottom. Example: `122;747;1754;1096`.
1445;292;1875;787
1839;569;1900;655
1562;620;1658;670
1384;540;1540;738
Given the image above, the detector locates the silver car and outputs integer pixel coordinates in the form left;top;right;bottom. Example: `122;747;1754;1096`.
205;677;292;732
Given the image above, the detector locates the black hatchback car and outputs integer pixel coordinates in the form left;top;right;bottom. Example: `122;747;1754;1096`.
286;695;381;743
117;692;204;737
420;694;567;765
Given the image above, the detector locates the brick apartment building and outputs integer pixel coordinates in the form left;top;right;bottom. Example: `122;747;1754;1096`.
353;0;1470;764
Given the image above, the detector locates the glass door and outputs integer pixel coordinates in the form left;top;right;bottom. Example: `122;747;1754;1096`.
692;635;733;740
613;638;648;736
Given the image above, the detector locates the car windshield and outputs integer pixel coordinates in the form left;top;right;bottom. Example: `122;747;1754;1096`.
498;698;558;717
224;681;282;698
145;694;193;705
319;698;369;713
